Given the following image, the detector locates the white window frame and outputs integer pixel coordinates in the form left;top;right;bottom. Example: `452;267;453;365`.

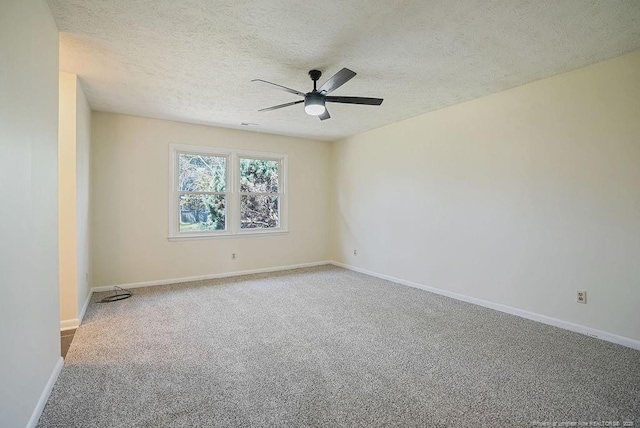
168;144;288;241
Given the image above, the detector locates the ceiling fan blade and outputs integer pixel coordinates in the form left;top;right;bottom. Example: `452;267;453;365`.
326;96;383;105
252;79;306;97
258;100;304;112
318;68;356;95
319;109;331;121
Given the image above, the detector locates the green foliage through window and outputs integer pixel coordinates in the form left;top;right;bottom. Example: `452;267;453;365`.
178;154;226;231
240;158;279;229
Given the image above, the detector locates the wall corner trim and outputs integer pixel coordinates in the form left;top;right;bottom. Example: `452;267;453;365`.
26;356;63;428
330;261;640;351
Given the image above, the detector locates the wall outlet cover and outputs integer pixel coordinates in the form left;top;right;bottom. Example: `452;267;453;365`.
577;290;587;304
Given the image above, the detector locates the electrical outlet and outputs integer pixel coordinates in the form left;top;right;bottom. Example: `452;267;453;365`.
85;272;89;282
576;290;587;304
232;253;236;260
353;249;357;256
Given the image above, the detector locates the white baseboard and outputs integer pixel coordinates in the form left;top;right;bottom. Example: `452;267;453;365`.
330;261;640;351
59;290;93;331
91;260;332;293
26;356;63;428
59;319;78;331
78;288;93;325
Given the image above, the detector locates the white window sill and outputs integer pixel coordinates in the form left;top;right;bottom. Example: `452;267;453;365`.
168;230;289;241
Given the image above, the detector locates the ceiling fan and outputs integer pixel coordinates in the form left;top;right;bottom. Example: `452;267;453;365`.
252;68;383;120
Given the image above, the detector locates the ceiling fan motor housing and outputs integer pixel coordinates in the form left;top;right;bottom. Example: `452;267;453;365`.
304;91;325;116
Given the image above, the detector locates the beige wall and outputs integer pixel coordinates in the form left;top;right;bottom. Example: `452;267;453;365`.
0;1;61;426
58;72;78;323
91;113;332;287
332;51;640;342
59;72;91;326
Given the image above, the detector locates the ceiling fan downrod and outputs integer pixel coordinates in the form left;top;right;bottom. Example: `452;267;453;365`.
309;69;322;92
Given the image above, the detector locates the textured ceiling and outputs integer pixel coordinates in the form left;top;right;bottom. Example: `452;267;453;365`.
47;0;640;141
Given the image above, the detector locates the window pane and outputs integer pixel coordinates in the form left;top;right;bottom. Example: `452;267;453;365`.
240;195;279;229
179;153;226;192
240;158;279;193
179;194;226;232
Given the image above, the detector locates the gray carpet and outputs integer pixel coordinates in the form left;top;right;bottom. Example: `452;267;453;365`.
39;265;640;427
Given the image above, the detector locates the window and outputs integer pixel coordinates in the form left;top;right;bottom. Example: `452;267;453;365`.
239;157;281;229
169;144;288;240
177;153;228;232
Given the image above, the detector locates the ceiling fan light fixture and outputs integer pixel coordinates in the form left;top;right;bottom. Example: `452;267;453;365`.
304;93;326;116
